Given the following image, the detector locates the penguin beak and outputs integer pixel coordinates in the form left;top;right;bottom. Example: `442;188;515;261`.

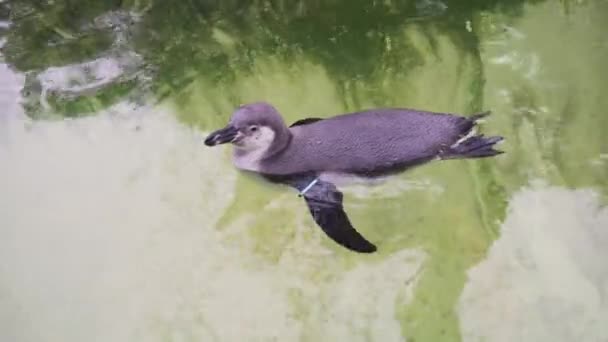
204;125;239;146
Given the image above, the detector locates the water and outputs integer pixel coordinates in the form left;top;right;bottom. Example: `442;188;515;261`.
1;1;607;341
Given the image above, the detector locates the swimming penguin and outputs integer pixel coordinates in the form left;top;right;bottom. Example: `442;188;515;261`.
204;102;504;253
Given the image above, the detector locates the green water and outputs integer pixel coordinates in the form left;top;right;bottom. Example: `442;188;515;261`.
1;1;607;341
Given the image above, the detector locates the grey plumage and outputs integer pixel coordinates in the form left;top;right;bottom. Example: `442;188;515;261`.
204;102;504;253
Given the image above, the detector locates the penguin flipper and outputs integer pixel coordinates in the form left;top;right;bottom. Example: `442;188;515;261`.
288;177;377;253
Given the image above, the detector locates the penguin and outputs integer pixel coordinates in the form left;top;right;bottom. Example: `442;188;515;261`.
204;102;504;253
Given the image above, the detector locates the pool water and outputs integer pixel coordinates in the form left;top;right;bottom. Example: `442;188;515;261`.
1;1;607;341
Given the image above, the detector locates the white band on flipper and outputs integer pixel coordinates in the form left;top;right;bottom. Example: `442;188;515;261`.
298;178;319;197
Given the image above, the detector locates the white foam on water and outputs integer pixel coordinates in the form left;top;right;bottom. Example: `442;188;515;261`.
0;62;24;121
458;183;608;342
309;249;424;342
0;105;242;342
35;51;144;111
38;57;125;92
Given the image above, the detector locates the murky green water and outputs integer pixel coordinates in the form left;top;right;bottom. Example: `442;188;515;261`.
1;1;607;341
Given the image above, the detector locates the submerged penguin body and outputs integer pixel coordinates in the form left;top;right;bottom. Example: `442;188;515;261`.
204;102;504;253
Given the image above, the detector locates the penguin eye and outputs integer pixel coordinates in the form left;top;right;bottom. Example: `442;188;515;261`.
249;125;259;132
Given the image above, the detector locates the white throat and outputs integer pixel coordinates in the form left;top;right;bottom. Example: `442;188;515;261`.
232;126;275;171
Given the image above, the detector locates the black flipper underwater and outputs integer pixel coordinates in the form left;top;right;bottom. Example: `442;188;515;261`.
280;175;377;253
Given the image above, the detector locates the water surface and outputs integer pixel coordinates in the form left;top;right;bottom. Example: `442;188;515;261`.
1;1;607;341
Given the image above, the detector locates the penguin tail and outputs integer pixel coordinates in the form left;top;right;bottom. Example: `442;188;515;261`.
441;134;505;159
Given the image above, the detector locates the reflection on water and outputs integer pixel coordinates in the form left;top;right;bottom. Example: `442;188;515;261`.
1;0;607;341
459;183;608;342
0;105;426;342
